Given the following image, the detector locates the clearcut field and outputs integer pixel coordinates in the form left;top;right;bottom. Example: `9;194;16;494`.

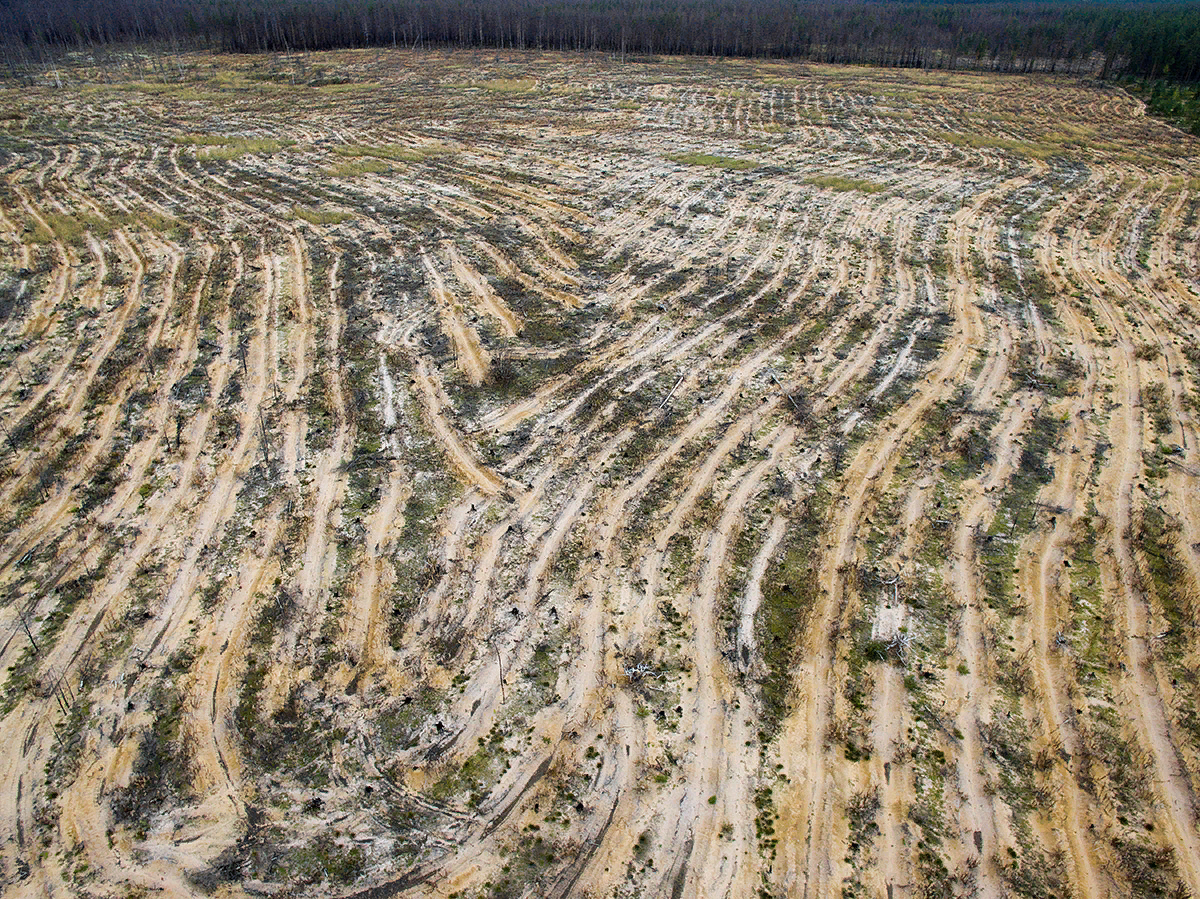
1;48;1200;899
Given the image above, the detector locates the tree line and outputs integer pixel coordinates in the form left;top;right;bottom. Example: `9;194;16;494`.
2;0;1199;82
1131;79;1200;134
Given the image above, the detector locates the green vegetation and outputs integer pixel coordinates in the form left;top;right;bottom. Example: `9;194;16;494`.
1142;382;1172;435
981;408;1065;615
754;784;780;859
326;157;391;177
938;130;1063;160
387;409;459;649
0;576;95;715
376;687;443;751
668;152;756;170
483;835;556;897
1136;503;1200;749
291;205;353;225
235;586;295;742
332;142;443;163
175;133;292;159
430;737;505;808
1129;79;1200;136
2;43;1199;899
110;648;197;840
272;833;365;886
756;486;830;737
252;686;347;789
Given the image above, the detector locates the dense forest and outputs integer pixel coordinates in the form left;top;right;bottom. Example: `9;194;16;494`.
0;0;1198;82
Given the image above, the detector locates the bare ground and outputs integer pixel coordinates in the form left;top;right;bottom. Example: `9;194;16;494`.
0;49;1198;899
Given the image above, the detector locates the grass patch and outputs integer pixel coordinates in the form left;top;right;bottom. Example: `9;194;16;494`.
175;133;291;160
235;585;296;742
376;688;443;752
251;686;346;788
110;648;196;840
40;212;88;246
291;205;352;225
981;407;1065;614
1137;504;1195;646
1142;382;1172;435
484;834;557;897
804;174;887;194
756;486;830;738
271;833;365;886
332;142;442;163
938;130;1059;160
326;157;390;177
1135;502;1200;752
668;152;756;171
0;577;94;716
429;739;504;808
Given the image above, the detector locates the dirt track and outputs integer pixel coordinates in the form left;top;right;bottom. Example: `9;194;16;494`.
0;49;1199;899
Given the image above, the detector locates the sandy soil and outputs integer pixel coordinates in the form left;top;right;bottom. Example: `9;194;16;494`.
0;49;1198;899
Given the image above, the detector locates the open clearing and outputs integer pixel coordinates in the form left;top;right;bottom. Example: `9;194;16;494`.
1;48;1200;899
